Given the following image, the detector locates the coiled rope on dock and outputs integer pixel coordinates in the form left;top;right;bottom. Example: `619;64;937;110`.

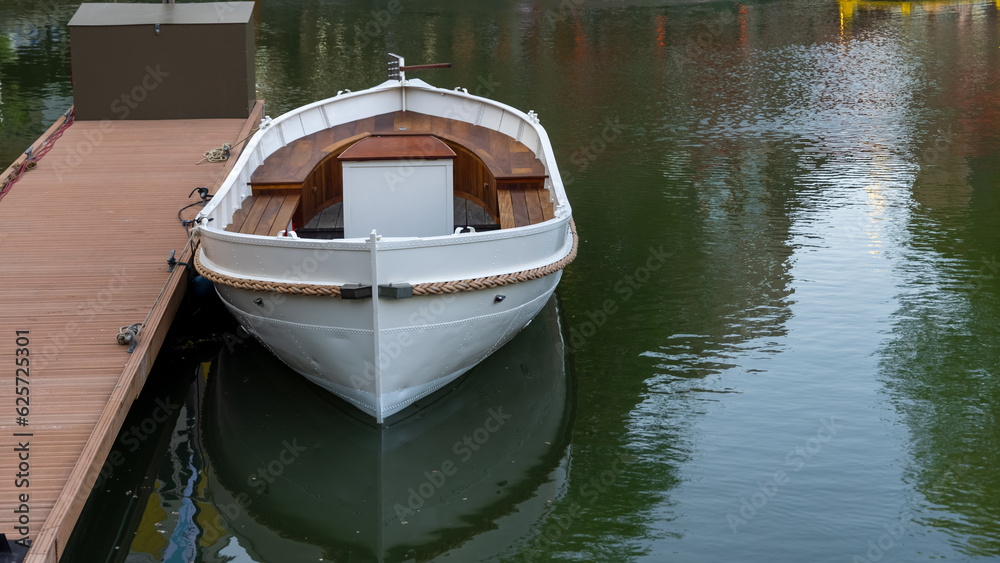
200;143;232;164
193;219;578;297
196;126;260;165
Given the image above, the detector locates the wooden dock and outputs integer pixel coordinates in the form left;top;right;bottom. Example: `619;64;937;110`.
0;102;262;562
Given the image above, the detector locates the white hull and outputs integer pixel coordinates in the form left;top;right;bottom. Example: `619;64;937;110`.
214;273;560;419
195;73;574;422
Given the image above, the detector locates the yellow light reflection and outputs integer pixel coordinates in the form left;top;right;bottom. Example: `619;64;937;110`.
840;0;855;36
841;0;991;11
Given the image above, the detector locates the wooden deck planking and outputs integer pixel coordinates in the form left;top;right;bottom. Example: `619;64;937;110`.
524;186;545;225
497;185;553;229
497;189;515;230
239;194;273;234
409;111;431;132
540;188;556;221
0;102;262;562
373;112;396;131
508;187;530;227
228;192;302;237
252;195;285;236
270;194;302;236
225;195;256;232
453;197;467;226
392;112;413;131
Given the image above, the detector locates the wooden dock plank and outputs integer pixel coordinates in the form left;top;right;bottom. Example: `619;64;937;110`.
0;101;263;562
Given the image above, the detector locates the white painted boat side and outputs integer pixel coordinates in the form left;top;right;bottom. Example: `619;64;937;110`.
216;274;560;420
197;216;571;285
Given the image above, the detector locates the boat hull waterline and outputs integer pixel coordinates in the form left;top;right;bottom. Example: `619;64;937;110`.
195;75;575;422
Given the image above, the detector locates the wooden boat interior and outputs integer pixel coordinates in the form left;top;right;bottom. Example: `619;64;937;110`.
225;110;556;239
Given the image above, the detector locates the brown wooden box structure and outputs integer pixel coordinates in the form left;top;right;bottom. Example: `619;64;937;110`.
68;2;255;120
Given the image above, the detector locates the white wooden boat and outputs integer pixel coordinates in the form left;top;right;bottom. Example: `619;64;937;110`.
194;56;576;422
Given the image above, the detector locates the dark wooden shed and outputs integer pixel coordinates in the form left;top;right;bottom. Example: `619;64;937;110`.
68;2;255;120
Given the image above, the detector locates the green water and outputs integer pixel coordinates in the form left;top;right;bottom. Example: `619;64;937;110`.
3;0;1000;561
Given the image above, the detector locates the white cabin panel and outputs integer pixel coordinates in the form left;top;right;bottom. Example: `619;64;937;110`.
343;159;454;238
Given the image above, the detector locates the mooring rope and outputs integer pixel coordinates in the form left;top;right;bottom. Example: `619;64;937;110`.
193;219;578;298
197;126;260;165
200;143;232;164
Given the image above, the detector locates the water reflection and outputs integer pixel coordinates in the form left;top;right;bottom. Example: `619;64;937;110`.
873;2;1000;554
878;200;1000;556
627;2;995;561
130;297;573;562
0;0;76;164
641;0;933;367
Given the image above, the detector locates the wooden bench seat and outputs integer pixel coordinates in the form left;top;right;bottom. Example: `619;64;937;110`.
250;111;546;185
250;132;370;186
498;185;555;229
248;111;552;228
226;192;302;236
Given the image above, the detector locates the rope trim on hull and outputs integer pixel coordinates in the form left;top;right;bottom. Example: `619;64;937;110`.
194;219;578;297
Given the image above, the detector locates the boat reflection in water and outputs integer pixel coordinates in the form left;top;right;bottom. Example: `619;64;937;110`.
200;296;574;562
